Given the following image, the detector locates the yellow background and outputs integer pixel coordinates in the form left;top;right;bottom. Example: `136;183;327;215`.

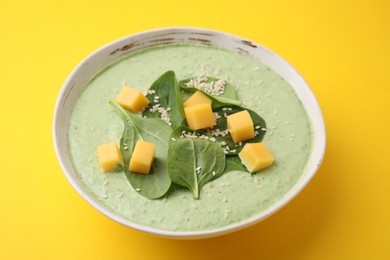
1;0;389;259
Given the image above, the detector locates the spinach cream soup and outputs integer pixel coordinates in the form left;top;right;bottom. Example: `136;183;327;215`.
68;43;313;231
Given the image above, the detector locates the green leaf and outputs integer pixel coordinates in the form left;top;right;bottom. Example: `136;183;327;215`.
224;156;249;174
143;71;184;129
110;100;172;199
168;126;226;199
174;106;266;155
113;163;125;172
212;106;267;155
179;77;242;107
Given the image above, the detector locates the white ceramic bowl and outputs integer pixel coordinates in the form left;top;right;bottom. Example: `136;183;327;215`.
53;27;326;239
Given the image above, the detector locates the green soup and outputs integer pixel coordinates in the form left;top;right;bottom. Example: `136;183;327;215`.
68;43;313;231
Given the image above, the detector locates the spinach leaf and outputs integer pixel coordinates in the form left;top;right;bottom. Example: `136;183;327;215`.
168;126;226;199
110;100;172;199
179;77;241;107
224;156;249;174
143;71;184;129
175;106;266;155
211;106;267;155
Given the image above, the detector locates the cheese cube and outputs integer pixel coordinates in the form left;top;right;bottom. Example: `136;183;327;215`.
184;103;216;130
227;110;255;143
97;141;123;172
129;140;156;174
183;91;212;107
238;143;275;173
115;86;150;112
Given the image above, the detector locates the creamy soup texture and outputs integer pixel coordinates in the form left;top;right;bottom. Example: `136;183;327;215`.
68;43;313;232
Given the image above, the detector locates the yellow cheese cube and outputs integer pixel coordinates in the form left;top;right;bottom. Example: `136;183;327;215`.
227;110;255;143
183;91;212;107
115;86;150;112
238;143;275;173
97;141;123;172
184;103;216;130
129;140;156;174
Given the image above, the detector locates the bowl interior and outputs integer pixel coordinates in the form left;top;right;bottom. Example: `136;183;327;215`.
53;27;325;239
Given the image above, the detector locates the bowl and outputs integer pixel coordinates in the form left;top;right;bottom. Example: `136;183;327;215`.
53;27;326;239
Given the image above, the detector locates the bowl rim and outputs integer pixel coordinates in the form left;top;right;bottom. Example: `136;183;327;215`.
53;26;326;239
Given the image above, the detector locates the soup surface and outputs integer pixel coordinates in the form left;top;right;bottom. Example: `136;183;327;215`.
68;43;313;231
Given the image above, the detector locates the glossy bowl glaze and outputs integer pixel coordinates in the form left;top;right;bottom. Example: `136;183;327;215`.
53;27;326;239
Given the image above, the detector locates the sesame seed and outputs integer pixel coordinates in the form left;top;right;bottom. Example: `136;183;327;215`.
212;171;216;176
148;104;171;125
261;128;267;131
255;126;261;129
184;76;226;96
135;188;141;192
171;138;177;142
